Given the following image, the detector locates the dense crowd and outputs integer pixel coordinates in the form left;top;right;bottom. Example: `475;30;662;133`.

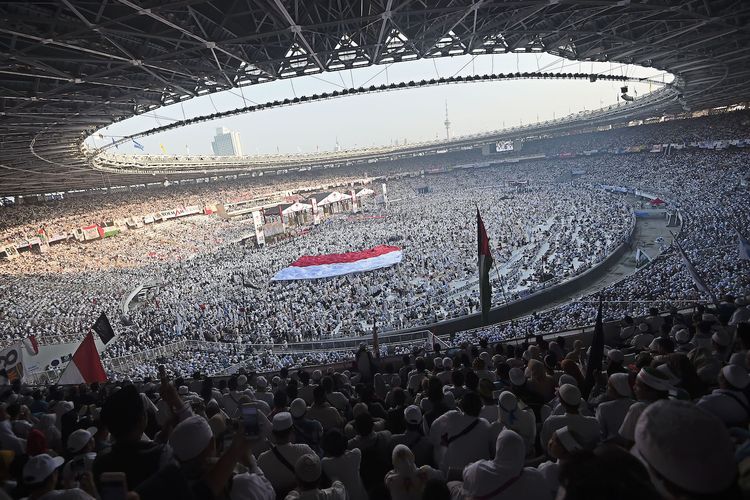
0;297;748;499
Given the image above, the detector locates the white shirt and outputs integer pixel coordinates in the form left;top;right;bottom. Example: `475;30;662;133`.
595;398;635;440
618;401;648;442
429;411;492;474
258;442;315;496
321;449;368;500
284;481;347;500
385;465;442;500
697;389;750;427
540;413;600;454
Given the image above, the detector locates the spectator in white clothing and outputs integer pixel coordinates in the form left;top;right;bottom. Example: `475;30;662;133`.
384;444;442;500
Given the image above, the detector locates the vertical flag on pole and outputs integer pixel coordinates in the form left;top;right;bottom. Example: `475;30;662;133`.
583;296;604;399
673;235;718;305
477;208;493;325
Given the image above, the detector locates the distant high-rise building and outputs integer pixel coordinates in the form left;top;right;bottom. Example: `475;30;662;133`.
211;127;243;156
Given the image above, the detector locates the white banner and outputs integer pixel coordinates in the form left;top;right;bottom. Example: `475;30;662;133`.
252;210;265;247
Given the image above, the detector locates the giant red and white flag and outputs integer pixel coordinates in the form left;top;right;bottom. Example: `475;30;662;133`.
272;245;403;280
57;332;107;385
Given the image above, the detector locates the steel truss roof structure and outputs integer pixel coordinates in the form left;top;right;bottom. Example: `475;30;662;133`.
1;1;749;196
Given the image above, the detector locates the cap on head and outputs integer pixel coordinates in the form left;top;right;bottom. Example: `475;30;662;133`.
295;454;321;483
558;384;582;406
634;400;736;495
722;364;750;390
22;454;64;485
404;405;422;425
66;427;96;454
509;367;525;386
272;412;293;432
169;415;213;462
290;398;307;418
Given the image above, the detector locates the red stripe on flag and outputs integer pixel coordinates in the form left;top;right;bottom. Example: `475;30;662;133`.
290;245;401;267
72;333;107;383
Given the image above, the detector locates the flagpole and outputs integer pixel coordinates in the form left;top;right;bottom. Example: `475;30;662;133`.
670;231;719;306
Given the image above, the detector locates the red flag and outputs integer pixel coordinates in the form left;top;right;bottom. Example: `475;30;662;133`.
57;333;107;385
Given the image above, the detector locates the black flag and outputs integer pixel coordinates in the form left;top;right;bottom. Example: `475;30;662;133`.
477;208;494;325
583;296;604;399
93;312;115;344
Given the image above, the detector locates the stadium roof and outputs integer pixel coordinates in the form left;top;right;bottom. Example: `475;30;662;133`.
2;0;750;196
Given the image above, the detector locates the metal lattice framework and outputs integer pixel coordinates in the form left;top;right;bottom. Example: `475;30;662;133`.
2;0;750;196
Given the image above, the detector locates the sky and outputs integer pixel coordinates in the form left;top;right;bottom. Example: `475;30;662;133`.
89;53;672;155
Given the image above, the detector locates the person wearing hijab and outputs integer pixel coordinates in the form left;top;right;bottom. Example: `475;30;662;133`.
595;373;635;440
453;430;551;500
490;392;536;457
384;444;442;500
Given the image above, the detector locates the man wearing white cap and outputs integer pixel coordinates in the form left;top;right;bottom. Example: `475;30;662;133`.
538;426;584;497
24;453;94;499
490;391;536;457
290;398;323;455
285;454;346;499
729;297;750;326
258;412;315;498
62;427;98;486
673;329;695;353
255;377;274;407
618;367;671;444
595;373;635;440
539;384;600;455
229;454;275;500
632;400;739;498
631;323;654;350
697;365;750;427
389;405;434;467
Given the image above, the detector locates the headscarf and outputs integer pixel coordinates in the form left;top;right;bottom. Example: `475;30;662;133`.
498;391;519;426
493;429;525;475
392;444;418;477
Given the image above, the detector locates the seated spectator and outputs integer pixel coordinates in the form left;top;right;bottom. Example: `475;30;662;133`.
697;364;750;428
491;391;536;457
347;412;391;498
23;453;95;499
430;392;492;475
384;444;442;500
451;429;550;500
257;412;315;499
389;405;434;467
595;373;635;440
289;399;323;455
538;426;584;497
285;454;346;500
320;429;367;500
618;368;671;444
540;384;600;455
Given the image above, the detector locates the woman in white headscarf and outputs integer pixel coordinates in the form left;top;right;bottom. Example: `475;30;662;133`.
385;444;443;500
491;391;536;457
456;430;551;500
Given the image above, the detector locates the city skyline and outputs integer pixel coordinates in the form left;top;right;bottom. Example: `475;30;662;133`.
88;53;670;156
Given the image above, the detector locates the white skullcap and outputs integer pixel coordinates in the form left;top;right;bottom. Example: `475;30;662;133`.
558;384;582;406
295;454;322;483
607;349;624;364
480;352;491;363
558;374;578;387
272;412;293;432
290;398;307;418
638;323;649;332
230;472;276;500
433;357;443;368
509;367;526;386
256;376;268;388
443;391;456;409
633;400;736;495
312;370;322;381
637;367;671;392
674;329;691;344
443;357;453;369
608;373;632;398
555;426;583;453
271;376;281;386
712;330;731;347
498;391;518;412
492;354;504;367
722;365;750;390
169;415;213;462
237;375;247;386
178;386;189;395
404;405;422;424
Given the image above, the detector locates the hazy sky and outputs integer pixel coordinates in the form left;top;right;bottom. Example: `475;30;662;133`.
91;53;671;155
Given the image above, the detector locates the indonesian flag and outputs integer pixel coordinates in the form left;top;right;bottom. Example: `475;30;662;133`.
477;208;494;325
57;332;107;385
22;335;39;356
272;245;403;280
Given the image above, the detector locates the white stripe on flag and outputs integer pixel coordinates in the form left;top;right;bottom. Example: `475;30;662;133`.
272;250;402;280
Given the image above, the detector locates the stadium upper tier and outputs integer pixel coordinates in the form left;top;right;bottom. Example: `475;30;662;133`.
2;0;750;195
